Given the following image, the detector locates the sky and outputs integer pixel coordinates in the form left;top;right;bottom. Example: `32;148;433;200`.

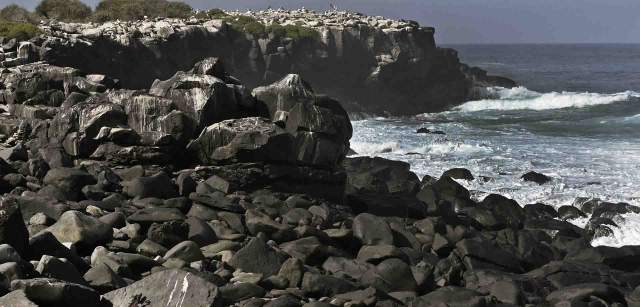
6;0;640;44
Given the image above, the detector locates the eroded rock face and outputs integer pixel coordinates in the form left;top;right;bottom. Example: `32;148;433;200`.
35;9;514;115
150;58;259;131
189;74;351;168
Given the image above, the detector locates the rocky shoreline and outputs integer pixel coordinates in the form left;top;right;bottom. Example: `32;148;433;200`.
0;9;639;307
2;8;514;115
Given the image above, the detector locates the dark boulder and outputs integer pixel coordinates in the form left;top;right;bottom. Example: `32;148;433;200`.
128;208;186;225
11;278;103;306
521;171;551;185
566;245;640;272
28;231;87;271
545;283;626;306
44;210;113;249
591;202;640;219
526;261;632;290
523;203;558;219
121;172;178;199
417;175;471;216
442;168;474;181
301;272;358;297
352;213;394;246
35;255;87;285
280;236;328;265
0;197;29;257
344;157;421;217
220;282;266;304
83;263;128;293
558;205;587;220
42;168;96;201
187;117;294;165
455;237;524;273
479;194;525;229
229;237;286;277
409;286;488;307
360;258;417;293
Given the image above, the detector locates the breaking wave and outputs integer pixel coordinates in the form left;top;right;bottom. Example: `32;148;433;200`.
457;86;640;112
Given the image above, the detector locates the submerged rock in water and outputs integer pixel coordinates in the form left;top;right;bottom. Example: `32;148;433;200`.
416;127;446;135
521;171;552;185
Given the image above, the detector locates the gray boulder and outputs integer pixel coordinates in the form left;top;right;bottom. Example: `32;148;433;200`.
344;157;421;217
83;263;128;293
150;71;249;130
229;237;286;277
11;278;103;306
35;255;87;285
104;269;222;307
42;168;97;201
352;213;394;246
44;210;113;248
188;117;293;165
122;172;178;199
252;74;315;118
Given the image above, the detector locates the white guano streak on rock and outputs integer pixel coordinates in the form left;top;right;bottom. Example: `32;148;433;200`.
178;274;190;307
166;272;191;307
166;273;179;306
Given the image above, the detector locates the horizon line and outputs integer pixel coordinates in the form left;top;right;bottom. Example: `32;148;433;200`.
441;42;640;45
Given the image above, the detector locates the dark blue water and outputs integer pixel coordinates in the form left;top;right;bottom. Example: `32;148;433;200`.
448;44;640;93
352;44;640;246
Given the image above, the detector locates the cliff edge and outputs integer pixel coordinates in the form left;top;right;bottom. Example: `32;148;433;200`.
23;9;515;115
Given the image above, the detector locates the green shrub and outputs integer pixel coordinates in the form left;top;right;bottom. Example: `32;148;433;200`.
163;1;192;18
94;0;193;21
226;15;265;36
285;25;320;41
193;8;228;20
36;0;92;21
0;21;42;40
266;23;285;37
266;23;320;41
95;0;145;21
0;4;39;24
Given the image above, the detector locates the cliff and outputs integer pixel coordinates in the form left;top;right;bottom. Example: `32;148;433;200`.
24;9;514;115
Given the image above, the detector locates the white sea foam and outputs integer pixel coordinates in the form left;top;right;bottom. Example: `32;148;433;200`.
457;86;640;112
591;213;640;247
351;141;400;155
412;142;493;155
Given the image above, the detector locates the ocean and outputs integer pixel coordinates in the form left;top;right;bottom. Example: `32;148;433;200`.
350;44;640;247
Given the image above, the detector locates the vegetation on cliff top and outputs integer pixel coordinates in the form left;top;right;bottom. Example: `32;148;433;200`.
36;0;92;21
0;1;320;42
0;21;42;41
93;0;193;22
0;4;39;24
266;23;321;41
222;14;320;41
0;4;41;41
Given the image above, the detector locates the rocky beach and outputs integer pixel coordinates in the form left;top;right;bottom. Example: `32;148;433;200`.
0;7;639;307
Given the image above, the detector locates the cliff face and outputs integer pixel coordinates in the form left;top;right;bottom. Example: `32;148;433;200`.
34;10;514;115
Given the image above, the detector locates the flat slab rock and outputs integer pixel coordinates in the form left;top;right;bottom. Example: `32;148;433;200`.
104;269;222;307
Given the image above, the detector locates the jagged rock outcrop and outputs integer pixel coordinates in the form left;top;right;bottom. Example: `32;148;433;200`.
16;9;515;115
